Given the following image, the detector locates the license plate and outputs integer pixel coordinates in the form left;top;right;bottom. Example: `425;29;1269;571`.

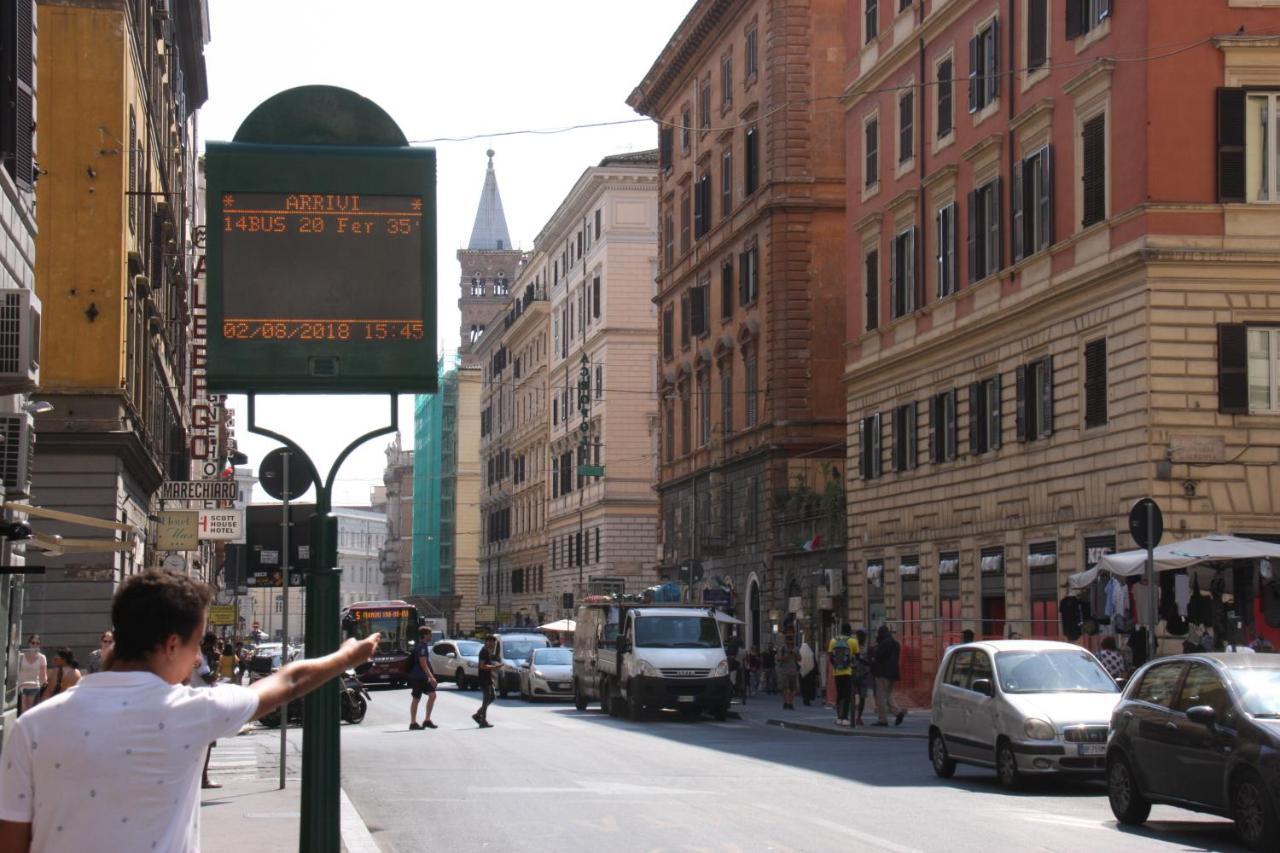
679;695;695;703
1077;743;1105;756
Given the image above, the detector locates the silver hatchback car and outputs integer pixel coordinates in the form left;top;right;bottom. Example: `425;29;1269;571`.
929;640;1122;786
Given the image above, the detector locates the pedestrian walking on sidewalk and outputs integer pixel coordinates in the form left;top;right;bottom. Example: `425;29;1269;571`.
871;624;906;727
408;626;438;730
763;643;777;694
16;636;45;717
40;648;81;704
747;646;761;696
827;624;859;726
87;631;113;674
473;635;500;728
0;568;379;853
798;637;816;706
776;636;799;709
851;629;871;726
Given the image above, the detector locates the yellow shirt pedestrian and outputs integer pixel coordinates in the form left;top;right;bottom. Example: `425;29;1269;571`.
827;634;860;677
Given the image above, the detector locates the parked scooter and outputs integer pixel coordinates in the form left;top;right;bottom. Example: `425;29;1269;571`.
259;670;370;727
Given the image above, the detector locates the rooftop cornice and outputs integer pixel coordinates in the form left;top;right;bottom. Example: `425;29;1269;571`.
627;0;737;117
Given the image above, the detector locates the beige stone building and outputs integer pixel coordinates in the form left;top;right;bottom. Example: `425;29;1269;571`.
544;152;662;610
379;436;413;598
476;268;550;626
842;0;1280;702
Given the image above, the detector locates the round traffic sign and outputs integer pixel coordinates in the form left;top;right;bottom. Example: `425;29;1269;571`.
259;447;315;501
1128;498;1164;549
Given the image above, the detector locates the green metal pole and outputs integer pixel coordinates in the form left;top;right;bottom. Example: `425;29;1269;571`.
300;499;340;852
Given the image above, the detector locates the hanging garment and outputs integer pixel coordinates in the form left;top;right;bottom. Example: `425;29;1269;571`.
1187;575;1212;626
1060;595;1083;641
1128;628;1150;669
1174;573;1191;618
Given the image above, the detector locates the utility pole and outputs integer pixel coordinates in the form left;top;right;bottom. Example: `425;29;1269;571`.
279;450;291;790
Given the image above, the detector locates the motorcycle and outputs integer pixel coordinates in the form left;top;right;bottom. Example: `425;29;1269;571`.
259;670;370;727
341;670;370;724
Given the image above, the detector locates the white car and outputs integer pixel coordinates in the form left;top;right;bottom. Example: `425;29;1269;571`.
428;639;483;690
929;639;1122;786
519;647;573;700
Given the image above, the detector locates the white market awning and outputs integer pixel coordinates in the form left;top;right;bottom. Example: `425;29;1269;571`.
539;619;576;632
1069;535;1280;589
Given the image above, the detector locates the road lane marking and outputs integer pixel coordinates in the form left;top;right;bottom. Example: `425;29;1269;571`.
752;802;924;853
1018;814;1108;831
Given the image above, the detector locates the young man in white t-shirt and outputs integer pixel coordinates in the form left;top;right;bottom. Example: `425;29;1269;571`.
0;570;379;853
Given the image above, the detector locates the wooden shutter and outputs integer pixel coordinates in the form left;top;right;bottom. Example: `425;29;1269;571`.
930;395;942;463
990;374;1002;449
1;0;34;191
1012;158;1025;261
935;207;945;298
938;59;953;137
1218;323;1249;413
865;417;875;479
721;261;734;319
694;177;705;238
1082;115;1107;225
988;20;1000;102
1217;88;1246;204
659;127;673;171
865;249;879;331
1028;0;1047;69
889;236;899;317
967;189;978;282
1039;146;1054;249
968;36;979;113
907;402;917;470
908;227;920;312
945;390;958;460
989;177;1004;274
593;276;601;318
969;382;983;454
1066;0;1082;38
1040;355;1054;437
1084;338;1108;426
1015;364;1028;441
739;250;749;306
691;286;705;336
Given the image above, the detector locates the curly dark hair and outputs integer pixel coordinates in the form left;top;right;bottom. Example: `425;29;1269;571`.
111;570;213;662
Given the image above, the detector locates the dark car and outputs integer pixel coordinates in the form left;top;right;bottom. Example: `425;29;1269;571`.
1105;653;1280;851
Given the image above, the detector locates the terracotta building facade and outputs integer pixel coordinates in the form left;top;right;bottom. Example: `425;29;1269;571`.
842;0;1280;693
630;0;848;650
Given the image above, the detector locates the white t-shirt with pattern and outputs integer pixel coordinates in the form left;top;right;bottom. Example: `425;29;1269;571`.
0;670;259;852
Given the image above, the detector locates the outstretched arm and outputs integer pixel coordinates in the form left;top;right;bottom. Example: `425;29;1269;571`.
248;634;379;721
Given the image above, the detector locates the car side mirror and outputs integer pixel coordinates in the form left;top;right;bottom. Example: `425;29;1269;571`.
970;678;994;697
1186;705;1217;728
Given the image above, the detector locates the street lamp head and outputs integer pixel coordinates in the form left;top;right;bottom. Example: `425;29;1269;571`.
22;401;53;415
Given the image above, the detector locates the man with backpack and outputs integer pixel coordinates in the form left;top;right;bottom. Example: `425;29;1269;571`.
827;623;859;726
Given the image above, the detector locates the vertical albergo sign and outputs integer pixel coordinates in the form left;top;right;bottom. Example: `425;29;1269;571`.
204;86;437;393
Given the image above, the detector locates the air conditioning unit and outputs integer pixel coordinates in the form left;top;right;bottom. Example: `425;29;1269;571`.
0;413;34;497
0;290;40;393
825;567;846;595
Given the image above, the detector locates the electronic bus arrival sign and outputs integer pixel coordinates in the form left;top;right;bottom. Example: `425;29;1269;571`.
205;86;437;393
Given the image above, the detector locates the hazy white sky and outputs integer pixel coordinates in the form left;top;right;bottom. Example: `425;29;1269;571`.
202;0;689;504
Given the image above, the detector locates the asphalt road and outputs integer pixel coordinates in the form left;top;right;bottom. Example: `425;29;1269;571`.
338;683;1249;853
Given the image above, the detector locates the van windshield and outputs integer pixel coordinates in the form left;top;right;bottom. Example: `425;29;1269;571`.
635;616;721;649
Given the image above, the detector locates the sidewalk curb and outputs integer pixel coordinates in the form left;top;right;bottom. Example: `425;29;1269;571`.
766;719;928;740
340;787;381;853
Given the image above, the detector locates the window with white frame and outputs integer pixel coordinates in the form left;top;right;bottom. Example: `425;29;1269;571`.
865;115;879;188
1247;93;1280;203
968;19;1000;114
745;354;759;427
893;402;917;472
890;227;917;319
935;202;957;298
1013;145;1053;260
1066;0;1110;39
860;413;883;479
865;0;878;43
721;53;733;107
1248;327;1280;413
699;374;712;445
899;90;914;164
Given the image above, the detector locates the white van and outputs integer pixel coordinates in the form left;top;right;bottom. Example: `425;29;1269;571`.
573;604;731;721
